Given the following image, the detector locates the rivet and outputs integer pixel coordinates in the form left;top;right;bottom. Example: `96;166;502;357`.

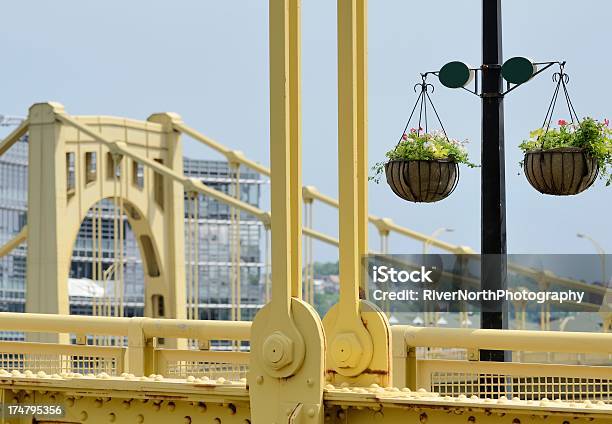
374;411;384;420
184;417;192;424
123;400;131;409
256;375;264;385
198;402;207;413
306;378;314;386
108;412;116;422
337;411;346;420
80;411;88;421
214;419;221;424
512;419;520;424
468;416;476;423
66;397;75;407
228;404;237;415
168;401;176;411
420;412;428;423
307;408;315;417
137;414;144;423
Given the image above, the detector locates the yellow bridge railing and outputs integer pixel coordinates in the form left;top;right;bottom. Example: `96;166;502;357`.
0;312;250;380
392;325;612;402
1;312;610;403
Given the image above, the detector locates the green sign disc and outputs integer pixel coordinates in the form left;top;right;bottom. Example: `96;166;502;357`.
502;57;536;85
439;61;473;89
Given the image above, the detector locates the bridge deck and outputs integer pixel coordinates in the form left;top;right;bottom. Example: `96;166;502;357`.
1;372;611;423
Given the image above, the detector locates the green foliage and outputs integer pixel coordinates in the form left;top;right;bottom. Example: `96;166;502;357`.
312;261;339;277
370;129;476;183
519;118;612;186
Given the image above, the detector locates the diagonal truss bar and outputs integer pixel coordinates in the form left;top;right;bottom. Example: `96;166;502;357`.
0;226;28;259
0;119;29;157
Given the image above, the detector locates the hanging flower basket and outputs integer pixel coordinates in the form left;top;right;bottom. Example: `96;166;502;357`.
371;77;476;203
520;66;612;195
520;118;612;196
385;158;459;203
523;147;598;195
372;129;474;203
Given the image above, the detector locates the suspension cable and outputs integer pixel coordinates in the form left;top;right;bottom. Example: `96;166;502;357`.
265;227;271;303
194;193;200;323
186;192;193;322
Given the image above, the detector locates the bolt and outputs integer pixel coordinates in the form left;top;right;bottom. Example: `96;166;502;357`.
331;333;362;368
262;331;294;370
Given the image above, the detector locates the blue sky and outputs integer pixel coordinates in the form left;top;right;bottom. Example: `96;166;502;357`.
1;0;611;261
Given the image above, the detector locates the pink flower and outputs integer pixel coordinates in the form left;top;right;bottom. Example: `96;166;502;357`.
419;127;423;132
558;119;567;126
402;133;408;141
604;118;609;127
410;128;417;133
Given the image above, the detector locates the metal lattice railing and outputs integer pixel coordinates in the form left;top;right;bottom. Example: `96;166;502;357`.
393;326;612;402
155;348;249;381
431;372;611;402
0;313;251;380
0;342;124;376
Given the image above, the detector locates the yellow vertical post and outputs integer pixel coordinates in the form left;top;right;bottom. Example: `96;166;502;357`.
323;0;390;385
270;0;302;312
356;0;368;295
337;0;361;321
25;102;70;343
250;2;325;421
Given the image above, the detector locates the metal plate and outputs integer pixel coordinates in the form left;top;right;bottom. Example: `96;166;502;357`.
439;61;474;89
502;56;536;85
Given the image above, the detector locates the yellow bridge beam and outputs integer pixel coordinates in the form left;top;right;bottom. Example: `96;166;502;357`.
0;226;27;259
0;118;29;157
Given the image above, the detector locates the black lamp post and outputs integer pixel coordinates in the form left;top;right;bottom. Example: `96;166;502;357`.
480;0;508;363
421;0;567;362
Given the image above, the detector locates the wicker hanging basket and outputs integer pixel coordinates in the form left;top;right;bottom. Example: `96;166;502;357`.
385;159;459;203
523;147;598;195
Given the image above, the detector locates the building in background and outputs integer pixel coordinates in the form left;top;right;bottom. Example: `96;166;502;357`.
0;136;265;339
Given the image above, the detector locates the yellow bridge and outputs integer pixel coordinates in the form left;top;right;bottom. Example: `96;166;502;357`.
0;0;611;423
